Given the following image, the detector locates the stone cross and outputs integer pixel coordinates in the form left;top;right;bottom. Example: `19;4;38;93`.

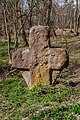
12;26;69;89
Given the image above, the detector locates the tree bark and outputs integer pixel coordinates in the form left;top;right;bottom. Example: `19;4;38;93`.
3;4;11;63
28;0;33;28
74;0;78;36
13;1;19;48
46;0;52;26
20;9;29;46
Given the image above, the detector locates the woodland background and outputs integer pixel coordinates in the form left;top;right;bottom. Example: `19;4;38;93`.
0;0;80;120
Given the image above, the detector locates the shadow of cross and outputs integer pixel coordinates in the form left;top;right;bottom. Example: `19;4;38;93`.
12;26;69;89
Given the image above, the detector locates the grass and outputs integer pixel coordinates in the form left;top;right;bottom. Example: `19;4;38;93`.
70;49;80;58
62;36;80;43
0;75;80;119
0;38;80;119
0;40;9;66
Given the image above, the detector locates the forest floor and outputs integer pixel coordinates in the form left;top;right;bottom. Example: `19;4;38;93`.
0;37;80;120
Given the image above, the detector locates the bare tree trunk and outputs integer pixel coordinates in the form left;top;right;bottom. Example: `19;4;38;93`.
3;4;11;63
20;9;28;46
13;1;19;48
74;0;78;36
22;29;29;46
46;0;52;26
14;23;18;48
46;0;52;47
70;0;73;30
2;10;7;39
28;0;33;28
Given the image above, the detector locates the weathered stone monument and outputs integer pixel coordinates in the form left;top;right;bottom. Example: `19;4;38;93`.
12;26;69;89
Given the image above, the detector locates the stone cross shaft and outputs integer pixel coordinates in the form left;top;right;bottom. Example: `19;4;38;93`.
12;26;69;89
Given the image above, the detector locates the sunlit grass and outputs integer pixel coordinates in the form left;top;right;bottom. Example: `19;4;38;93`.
0;73;80;119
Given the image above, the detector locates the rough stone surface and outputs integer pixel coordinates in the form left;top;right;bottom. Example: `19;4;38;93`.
77;115;80;120
21;71;31;88
55;29;74;36
12;48;29;70
12;25;69;89
29;26;69;88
